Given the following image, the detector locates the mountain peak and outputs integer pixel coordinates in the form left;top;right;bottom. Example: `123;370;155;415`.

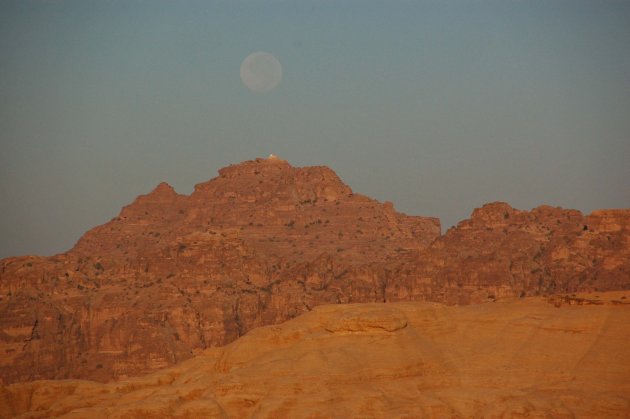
470;201;518;225
216;156;292;178
152;181;176;195
191;158;352;203
133;181;179;204
1;158;627;387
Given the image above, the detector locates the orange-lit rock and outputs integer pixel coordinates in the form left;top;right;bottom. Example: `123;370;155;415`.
387;203;630;305
0;158;439;384
0;157;628;384
2;293;629;418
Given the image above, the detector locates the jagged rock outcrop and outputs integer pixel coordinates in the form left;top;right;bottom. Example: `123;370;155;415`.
0;156;628;384
383;203;630;305
2;294;629;418
0;157;439;384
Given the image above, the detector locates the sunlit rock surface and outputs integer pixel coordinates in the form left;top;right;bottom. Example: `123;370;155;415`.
0;157;628;384
1;293;629;418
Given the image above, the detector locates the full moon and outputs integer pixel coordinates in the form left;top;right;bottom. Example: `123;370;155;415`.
240;52;282;93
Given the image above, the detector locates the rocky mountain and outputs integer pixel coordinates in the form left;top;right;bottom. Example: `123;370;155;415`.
1;156;628;384
387;203;630;305
3;293;629;418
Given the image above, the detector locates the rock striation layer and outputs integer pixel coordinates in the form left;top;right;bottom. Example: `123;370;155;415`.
2;294;629;418
0;157;629;384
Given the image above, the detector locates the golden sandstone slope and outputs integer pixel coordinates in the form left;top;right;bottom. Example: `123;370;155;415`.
0;156;629;384
2;293;629;418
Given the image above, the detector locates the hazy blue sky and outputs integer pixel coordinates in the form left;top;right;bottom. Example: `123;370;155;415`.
1;0;629;258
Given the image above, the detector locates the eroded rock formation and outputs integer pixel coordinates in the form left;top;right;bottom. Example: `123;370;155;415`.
386;203;630;305
0;157;628;384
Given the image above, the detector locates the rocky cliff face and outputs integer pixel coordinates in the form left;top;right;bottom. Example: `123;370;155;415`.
384;202;630;305
0;157;628;384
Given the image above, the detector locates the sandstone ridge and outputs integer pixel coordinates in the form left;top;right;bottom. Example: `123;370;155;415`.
0;156;629;384
2;294;629;418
